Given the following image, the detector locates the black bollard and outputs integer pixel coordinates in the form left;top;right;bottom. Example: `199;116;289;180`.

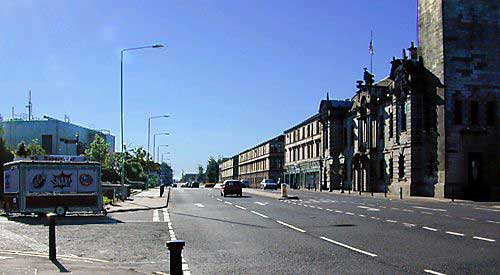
47;213;57;260
166;187;171;207
384;185;387;198
451;187;455;203
359;188;362;195
400;187;403;200
167;240;185;275
371;187;374;196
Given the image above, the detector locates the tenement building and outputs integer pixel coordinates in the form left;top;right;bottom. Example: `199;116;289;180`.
238;135;284;187
220;155;239;182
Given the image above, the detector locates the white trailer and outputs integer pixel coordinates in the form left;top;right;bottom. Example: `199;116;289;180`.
2;157;104;216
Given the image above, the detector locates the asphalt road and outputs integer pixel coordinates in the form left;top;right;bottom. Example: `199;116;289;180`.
1;187;498;274
170;187;499;275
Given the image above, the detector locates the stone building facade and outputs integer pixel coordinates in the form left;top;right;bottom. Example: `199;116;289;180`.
417;0;499;200
238;135;284;188
220;155;239;182
283;114;322;189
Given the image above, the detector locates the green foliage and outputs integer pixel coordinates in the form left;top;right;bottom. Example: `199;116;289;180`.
196;164;205;183
160;162;173;185
26;139;46;156
0;127;14;179
205;156;219;183
85;135;109;164
125;160;147;182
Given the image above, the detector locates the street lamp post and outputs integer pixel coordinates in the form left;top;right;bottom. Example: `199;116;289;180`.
152;133;169;162
147;115;169;165
157;145;169;162
161;152;171;163
120;44;164;200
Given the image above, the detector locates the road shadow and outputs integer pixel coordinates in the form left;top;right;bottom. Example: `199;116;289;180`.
6;215;123;226
218;195;253;199
51;259;70;272
169;211;266;229
107;204;168;214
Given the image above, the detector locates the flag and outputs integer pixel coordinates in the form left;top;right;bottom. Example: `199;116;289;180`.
369;32;374;55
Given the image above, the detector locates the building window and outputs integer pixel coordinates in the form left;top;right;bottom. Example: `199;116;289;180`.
486;101;495;126
398;154;405;179
389;112;394;138
470;100;479;125
454;100;463;125
315;141;320;157
307;125;311;137
389;158;393;179
400;99;407;132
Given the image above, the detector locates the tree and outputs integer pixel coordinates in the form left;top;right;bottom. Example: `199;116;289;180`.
85;135;109;163
0;127;14;182
205;156;219;183
196;164;205;183
26;139;46;156
160;162;173;185
15;142;28;158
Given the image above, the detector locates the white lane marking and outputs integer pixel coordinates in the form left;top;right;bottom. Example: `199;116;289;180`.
386;219;397;223
486;220;500;224
320;236;377;257
424;269;446;275
413;206;447;212
472;236;496;242
335;210;343;214
445;231;465;237
474;207;500;212
317;207;323;210
403;223;416;227
345;212;355;215
194;203;205;208
276;220;306;233
224;201;233;205
168;223;173;230
370;216;380;220
297;203;303;206
0;256;13;260
358;214;366;217
153;210;160;222
216;198;222;201
234;205;246;210
357;206;380;211
421;211;434;215
392;207;400;210
422;226;438;232
250;211;269;218
254;202;268;206
162;208;170;222
462;217;476;221
402;209;414;212
326;209;333;212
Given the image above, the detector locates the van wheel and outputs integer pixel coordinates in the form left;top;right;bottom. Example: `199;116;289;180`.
55;206;66;216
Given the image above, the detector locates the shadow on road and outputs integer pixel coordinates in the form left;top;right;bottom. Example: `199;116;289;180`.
170;211;266;228
51;259;70;273
107;204;168;214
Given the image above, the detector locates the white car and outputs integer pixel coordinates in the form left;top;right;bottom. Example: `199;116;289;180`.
260;179;278;190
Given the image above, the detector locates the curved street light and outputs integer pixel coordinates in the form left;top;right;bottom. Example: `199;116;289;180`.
120;43;164;200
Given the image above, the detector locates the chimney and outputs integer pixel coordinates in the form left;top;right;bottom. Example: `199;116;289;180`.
408;41;418;60
402;49;407;60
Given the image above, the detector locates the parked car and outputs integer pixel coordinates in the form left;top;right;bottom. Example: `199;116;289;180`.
240;179;250;188
172;183;178;188
221;180;243;197
260;179;278;190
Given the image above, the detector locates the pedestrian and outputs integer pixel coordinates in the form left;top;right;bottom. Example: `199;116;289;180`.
160;182;165;197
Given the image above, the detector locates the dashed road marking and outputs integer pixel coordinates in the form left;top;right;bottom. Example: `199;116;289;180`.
358;214;366;217
335;210;343;214
424;269;446;275
421;211;434;215
413;206;447;212
486;220;500;224
317;207;323;210
326;209;333;212
461;217;476;221
474;207;500;212
370;216;380;220
276;220;306;233
357;206;380;211
153;209;160;222
250;211;269;218
422;226;438;232
472;236;495;242
403;223;416;227
445;231;465;237
320;236;377;257
386;219;397;223
194;203;205;208
345;212;355;215
216;198;222;201
402;209;414;212
234;205;246;210
254;202;268;206
224;201;233;205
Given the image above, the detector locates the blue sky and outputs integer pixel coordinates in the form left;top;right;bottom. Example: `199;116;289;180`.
0;0;417;178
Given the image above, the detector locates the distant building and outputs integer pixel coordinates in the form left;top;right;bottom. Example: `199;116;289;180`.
1;116;115;155
220;156;238;182
238;135;284;188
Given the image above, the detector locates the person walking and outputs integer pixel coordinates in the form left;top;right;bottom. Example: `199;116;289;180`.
160;181;165;197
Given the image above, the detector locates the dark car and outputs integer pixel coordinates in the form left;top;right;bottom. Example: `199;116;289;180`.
221;180;243;197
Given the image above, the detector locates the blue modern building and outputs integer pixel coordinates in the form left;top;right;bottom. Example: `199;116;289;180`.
0;116;115;155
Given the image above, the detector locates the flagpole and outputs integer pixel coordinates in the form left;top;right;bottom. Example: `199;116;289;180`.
370;30;373;74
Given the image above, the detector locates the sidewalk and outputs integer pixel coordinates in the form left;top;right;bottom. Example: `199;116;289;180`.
106;187;169;214
0;252;143;275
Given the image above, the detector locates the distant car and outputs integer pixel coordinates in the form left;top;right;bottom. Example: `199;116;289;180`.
172;183;178;188
260;179;278;190
240;179;250;188
180;182;189;188
221;180;243;197
204;182;216;188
